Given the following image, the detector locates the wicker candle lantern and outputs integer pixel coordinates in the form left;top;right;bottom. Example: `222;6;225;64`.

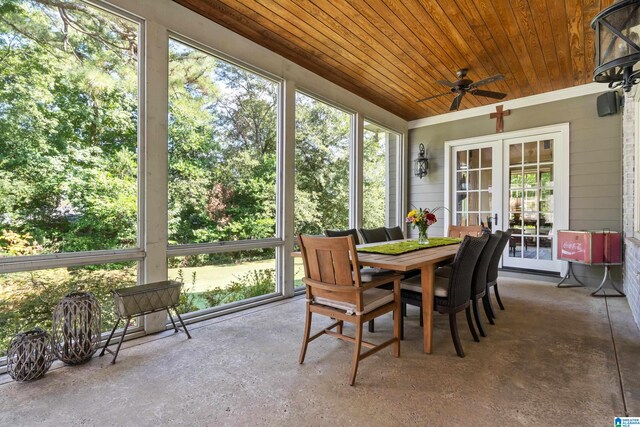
6;327;54;382
52;291;101;365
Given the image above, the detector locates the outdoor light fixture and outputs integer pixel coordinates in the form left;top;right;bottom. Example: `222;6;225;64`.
414;143;429;179
591;0;640;92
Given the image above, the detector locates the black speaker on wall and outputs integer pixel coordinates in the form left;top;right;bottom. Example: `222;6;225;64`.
597;91;620;117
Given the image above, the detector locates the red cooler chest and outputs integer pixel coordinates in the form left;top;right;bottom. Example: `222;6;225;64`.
557;230;622;265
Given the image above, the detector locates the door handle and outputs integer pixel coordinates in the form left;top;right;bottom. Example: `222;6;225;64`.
494;213;498;226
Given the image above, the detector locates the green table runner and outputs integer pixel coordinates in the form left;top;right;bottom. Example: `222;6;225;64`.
357;237;461;255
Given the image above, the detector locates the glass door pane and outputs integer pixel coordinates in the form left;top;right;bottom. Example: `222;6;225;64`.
506;139;554;261
452;143;498;230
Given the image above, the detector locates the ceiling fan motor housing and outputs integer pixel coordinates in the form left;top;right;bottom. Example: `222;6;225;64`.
416;68;507;110
453;80;473;91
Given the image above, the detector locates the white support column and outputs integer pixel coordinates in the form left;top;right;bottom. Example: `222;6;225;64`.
279;80;296;297
351;113;364;229
143;21;169;333
399;132;408;235
385;132;391;227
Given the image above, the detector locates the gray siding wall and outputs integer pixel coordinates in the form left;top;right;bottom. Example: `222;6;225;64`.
409;93;622;284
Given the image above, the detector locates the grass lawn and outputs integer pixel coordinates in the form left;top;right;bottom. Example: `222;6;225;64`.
169;259;276;293
294;257;304;289
168;257;306;295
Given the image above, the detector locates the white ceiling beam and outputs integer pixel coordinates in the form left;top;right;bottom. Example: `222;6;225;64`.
408;83;611;129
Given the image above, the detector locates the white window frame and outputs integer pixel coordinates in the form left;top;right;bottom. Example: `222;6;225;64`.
0;0;147;371
166;33;284;249
0;0;146;273
1;0;410;367
293;88;357;230
162;33;286;322
361;118;406;231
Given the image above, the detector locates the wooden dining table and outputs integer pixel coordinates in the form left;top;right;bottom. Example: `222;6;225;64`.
355;240;460;354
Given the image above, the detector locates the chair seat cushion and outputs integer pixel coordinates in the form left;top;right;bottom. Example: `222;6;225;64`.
314;288;394;315
400;275;449;297
358;267;393;282
435;265;452;278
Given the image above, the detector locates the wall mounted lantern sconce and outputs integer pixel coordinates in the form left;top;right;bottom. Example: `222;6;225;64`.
591;0;640;92
414;143;429;179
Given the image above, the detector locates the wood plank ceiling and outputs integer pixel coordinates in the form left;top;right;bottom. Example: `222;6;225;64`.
173;0;615;121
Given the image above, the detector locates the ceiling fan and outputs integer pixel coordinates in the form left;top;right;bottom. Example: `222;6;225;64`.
417;68;507;111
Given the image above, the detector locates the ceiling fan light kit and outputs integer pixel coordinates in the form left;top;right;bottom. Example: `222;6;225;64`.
416;68;507;111
591;0;640;92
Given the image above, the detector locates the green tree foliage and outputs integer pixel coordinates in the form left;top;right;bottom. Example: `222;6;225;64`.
0;0;138;253
0;2;387;256
0;0;140;355
294;93;351;235
168;40;278;247
0;0;390;352
363;128;387;228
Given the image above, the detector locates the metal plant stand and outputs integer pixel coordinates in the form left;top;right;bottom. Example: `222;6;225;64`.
100;280;191;364
52;292;101;365
7;328;54;382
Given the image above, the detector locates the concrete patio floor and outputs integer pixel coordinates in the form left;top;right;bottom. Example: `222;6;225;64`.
0;277;638;426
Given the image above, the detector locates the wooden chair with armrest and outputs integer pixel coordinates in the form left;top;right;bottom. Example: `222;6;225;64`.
448;225;483;238
325;228;393;333
298;234;401;386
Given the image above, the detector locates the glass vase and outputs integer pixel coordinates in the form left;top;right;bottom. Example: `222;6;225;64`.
418;226;429;245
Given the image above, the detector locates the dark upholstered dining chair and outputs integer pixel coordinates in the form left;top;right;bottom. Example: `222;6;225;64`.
484;230;511;321
434;232;501;337
298;234;401;386
385;226;405;241
325;228;360;245
359;227;390;244
470;233;501;337
398;234;488;357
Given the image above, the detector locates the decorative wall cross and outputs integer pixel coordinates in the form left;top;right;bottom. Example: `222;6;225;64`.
490;105;511;133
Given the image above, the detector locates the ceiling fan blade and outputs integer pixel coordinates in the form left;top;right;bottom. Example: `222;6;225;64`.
450;93;465;111
416;92;451;103
470;89;507;99
470;74;505;88
436;80;457;88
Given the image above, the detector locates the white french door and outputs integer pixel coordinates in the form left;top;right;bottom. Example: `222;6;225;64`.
445;124;568;273
450;141;503;231
502;133;564;271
